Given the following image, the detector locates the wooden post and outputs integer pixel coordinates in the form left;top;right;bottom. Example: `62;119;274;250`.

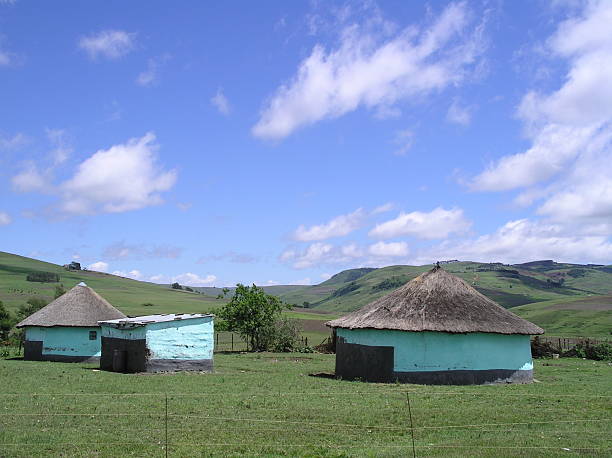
406;392;417;458
231;333;234;352
165;393;168;458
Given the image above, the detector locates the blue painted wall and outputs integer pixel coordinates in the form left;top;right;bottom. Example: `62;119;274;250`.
25;326;101;357
337;329;533;372
100;316;214;360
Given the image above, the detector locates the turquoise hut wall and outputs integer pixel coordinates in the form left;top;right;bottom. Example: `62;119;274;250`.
336;328;533;372
24;326;101;359
146;318;213;360
99;314;214;373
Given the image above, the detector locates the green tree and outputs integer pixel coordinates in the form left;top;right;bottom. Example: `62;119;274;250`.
0;301;15;342
217;283;290;351
171;282;182;290
17;298;48;321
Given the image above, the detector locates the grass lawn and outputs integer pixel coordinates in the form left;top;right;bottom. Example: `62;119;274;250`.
0;354;610;457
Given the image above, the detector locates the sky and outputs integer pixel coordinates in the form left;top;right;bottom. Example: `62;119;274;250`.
1;0;611;287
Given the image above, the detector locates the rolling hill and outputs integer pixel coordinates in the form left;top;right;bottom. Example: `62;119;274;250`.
1;252;610;338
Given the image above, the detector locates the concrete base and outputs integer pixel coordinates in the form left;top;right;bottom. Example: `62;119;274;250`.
23;340;99;363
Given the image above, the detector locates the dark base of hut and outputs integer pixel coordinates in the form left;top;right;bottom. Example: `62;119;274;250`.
23;340;100;363
392;369;533;385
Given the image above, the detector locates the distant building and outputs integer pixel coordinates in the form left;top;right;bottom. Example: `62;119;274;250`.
16;282;126;362
327;266;543;385
98;314;214;373
63;261;81;271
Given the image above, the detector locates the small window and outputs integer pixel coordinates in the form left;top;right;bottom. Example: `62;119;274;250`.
89;331;97;340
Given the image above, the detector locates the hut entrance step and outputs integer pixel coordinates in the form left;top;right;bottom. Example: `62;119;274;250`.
112;349;127;372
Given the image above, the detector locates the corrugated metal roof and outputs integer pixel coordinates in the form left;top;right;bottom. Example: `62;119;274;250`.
99;313;214;328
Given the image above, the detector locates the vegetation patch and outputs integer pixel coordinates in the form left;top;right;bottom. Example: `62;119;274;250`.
26;271;60;283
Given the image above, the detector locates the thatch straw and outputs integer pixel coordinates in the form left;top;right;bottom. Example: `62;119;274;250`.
326;266;544;335
16;283;126;328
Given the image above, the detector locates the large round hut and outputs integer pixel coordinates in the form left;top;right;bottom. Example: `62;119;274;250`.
16;282;126;362
326;265;543;385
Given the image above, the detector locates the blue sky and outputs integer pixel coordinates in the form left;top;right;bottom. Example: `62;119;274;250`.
1;0;611;287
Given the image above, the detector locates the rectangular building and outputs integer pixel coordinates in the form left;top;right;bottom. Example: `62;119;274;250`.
99;314;214;373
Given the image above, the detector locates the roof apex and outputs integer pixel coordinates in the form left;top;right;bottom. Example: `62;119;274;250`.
327;266;543;335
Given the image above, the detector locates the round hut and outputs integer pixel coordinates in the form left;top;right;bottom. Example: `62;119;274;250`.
326;266;544;385
16;282;126;362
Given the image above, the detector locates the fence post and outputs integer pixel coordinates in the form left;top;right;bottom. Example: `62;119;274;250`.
406;392;416;458
231;333;234;352
165;393;169;458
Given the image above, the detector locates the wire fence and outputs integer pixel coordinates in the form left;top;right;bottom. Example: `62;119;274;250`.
0;391;609;457
213;332;309;352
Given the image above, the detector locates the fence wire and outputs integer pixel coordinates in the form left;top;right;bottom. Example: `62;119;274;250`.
1;392;610;457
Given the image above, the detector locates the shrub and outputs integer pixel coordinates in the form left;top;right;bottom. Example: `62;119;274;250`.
572;341;612;361
26;271;60;283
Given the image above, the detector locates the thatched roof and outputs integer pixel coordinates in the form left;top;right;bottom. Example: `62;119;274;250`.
16;282;126;328
326;266;544;335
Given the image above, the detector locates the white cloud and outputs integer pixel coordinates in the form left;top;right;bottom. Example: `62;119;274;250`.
79;30;135;60
368;241;409;257
172;272;217;287
417;219;612;265
470;0;612;224
149;274;165;283
111;269;143;280
136;55;170;87
446;99;472;125
392;129;414;156
369;207;471;240
0;132;28;151
252;2;485;139
0;212;11;226
372;202;394;214
280;241;367;269
292;277;312;285
88;261;109;273
320;272;332;280
211;88;231;115
46;128;72;165
11;163;49;193
59;132;176;215
293;208;365;241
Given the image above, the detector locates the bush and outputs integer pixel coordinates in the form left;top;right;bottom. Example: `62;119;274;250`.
26;271;60;283
268;318;303;352
572;342;612;361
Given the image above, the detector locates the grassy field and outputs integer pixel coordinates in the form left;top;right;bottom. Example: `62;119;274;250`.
512;296;612;338
0;353;610;457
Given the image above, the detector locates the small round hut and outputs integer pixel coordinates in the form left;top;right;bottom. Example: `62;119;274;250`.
326;266;543;385
16;282;126;362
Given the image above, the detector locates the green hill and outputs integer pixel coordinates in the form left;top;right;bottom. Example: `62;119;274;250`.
0;251;222;317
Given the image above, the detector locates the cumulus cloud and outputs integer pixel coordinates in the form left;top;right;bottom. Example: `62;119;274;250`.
469;0;612;231
172;272;217;287
368;241;409;257
369;207;471;240
292;208;365;241
417;219;612;265
111;269;143;280
11;162;50;193
79;30;135;60
211;88;231;115
58;132;176;215
88;261;109;272
253;2;486;139
103;242;182;260
0;212;11;226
